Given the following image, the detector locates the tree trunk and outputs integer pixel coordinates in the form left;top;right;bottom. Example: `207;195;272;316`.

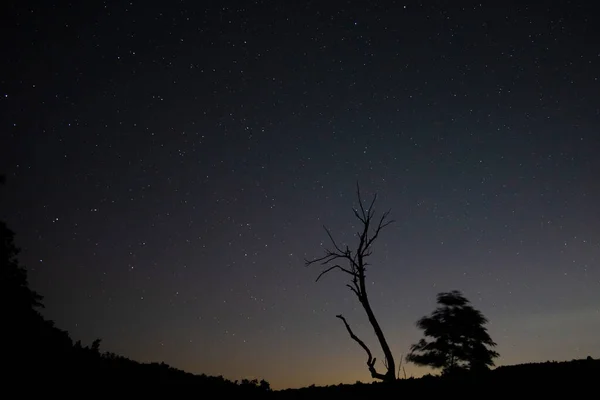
359;274;396;381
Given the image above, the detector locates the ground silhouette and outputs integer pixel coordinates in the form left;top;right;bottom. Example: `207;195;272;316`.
272;357;598;397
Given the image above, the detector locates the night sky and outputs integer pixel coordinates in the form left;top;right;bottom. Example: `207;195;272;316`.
1;0;599;389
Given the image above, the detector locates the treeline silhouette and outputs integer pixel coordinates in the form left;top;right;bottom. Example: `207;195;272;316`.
2;175;270;392
5;224;271;391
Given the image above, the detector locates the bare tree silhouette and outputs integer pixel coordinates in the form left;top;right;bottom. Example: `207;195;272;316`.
305;183;396;382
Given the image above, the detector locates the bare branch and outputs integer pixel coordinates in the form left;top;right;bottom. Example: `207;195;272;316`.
351;276;361;298
356;214;370;257
315;264;356;282
336;315;389;381
355;182;378;221
306;249;360;273
353;207;366;224
366;192;378;218
305;252;344;266
365;210;394;251
323;226;345;254
336;315;371;359
356;181;365;215
357;183;369;222
345;284;360;298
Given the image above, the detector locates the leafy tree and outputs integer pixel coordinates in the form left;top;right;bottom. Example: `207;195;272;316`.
406;290;499;375
259;379;271;391
2;221;44;314
1;174;44;322
306;183;396;382
2;175;73;378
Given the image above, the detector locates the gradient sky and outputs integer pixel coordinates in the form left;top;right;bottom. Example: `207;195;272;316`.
1;0;599;390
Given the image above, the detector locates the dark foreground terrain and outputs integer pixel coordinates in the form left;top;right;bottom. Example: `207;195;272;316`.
273;357;599;398
11;335;599;396
6;295;599;395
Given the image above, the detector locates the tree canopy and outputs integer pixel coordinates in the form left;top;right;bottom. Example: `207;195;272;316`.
406;290;499;375
2;221;44;315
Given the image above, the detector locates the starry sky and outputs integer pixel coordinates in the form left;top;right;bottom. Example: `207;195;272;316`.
1;0;599;390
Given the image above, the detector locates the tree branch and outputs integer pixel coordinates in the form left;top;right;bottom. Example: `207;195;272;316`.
356;182;369;221
336;315;388;381
353;207;366;224
315;264;356;282
365;210;394;250
305;251;349;267
323;226;345;254
305;246;360;272
345;284;360;298
366;191;377;218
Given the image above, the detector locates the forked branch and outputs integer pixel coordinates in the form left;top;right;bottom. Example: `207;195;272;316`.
336;315;388;381
305;184;393;291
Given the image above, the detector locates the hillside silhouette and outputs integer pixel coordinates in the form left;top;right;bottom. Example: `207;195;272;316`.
2;175;270;392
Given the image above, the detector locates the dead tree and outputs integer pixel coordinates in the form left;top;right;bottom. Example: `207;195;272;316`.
305;183;396;382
